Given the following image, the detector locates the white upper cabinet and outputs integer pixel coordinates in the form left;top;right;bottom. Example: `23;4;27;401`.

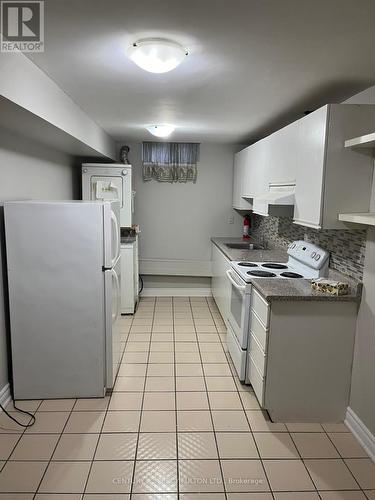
295;104;375;229
233;104;375;229
232;148;253;210
242;136;270;199
294;106;327;229
265;119;300;185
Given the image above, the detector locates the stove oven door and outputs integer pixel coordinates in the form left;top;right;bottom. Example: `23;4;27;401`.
227;319;247;381
226;269;251;349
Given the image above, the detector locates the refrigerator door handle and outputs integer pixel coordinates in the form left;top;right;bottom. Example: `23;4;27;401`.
111;210;120;265
112;268;120;322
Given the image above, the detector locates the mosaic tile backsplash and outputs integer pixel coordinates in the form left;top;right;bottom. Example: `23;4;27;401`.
251;214;367;281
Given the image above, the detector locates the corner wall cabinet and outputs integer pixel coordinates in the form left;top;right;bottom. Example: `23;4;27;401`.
233;104;375;229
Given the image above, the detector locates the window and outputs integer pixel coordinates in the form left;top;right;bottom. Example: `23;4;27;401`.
142;142;200;183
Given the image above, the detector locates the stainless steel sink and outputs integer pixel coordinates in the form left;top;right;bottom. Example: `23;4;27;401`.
225;243;265;250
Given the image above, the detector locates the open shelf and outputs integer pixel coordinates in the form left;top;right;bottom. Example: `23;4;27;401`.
345;132;375;149
338;212;375;225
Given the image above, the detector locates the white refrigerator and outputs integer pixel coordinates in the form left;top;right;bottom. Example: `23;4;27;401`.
4;200;122;400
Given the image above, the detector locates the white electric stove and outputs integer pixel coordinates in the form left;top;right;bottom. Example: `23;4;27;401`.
226;240;330;381
230;240;330;282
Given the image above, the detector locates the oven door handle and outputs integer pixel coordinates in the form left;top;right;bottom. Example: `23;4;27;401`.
226;269;247;291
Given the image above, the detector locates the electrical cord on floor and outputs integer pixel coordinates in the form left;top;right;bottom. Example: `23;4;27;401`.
139;274;144;295
0;403;36;428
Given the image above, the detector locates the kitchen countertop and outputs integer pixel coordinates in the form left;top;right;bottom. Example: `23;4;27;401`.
211;237;288;262
211;237;362;303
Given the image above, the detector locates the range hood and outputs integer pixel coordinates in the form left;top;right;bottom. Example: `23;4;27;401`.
253;182;295;217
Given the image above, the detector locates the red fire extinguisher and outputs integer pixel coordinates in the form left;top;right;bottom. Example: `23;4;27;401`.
243;214;251;239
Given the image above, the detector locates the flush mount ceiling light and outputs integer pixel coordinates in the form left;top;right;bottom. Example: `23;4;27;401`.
147;124;175;137
128;38;188;73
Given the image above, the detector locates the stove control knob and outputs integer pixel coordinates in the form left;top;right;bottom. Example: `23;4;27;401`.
311;251;316;259
315;254;321;261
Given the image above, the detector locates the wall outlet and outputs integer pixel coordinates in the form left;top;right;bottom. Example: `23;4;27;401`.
228;216;234;224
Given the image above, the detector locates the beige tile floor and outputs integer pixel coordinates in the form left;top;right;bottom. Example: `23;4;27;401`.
0;296;374;499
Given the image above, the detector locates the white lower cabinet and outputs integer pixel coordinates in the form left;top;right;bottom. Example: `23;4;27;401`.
121;237;139;314
211;243;231;324
247;289;270;406
246;287;358;422
248;355;265;407
249;333;267;375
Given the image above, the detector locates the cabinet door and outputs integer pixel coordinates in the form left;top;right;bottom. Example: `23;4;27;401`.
243;137;271;199
233;149;252;210
293;106;328;229
211;244;220;304
266;120;299;184
211;244;231;324
121;246;135;314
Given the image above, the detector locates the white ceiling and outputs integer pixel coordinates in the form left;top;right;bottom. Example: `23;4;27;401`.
29;0;375;143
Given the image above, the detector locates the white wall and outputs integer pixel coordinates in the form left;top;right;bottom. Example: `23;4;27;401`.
0;127;76;397
0;52;116;160
120;141;243;281
345;86;375;435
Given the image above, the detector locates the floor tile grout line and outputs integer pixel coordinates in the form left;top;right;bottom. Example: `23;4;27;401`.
4;455;370;461
32;396;82;498
207;297;276;498
209;301;276;500
2;398;44;471
267;356;365;495
320;423;366;494
172;296;180;498
2;297;373;497
128;296;155;496
211;301;336;498
287;425;324;499
81;302;139;499
190;296;228;499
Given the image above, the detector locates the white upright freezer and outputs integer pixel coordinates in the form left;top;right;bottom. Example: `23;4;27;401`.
4;200;122;400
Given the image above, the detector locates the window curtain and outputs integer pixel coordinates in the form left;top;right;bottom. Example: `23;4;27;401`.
142;142;200;183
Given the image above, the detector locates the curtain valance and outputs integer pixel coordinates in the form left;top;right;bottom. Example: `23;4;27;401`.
142;142;200;183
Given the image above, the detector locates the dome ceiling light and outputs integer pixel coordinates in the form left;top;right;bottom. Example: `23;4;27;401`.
128;38;188;73
147;124;175;138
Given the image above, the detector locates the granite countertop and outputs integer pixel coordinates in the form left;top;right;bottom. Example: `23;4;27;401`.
211;237;288;262
211;237;362;303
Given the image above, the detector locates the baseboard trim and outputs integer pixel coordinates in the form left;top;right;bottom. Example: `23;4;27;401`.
140;259;212;277
0;383;11;410
141;287;212;297
345;406;375;462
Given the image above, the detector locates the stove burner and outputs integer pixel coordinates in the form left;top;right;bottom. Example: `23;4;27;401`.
280;271;303;278
237;262;258;267
261;263;288;269
247;270;276;278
